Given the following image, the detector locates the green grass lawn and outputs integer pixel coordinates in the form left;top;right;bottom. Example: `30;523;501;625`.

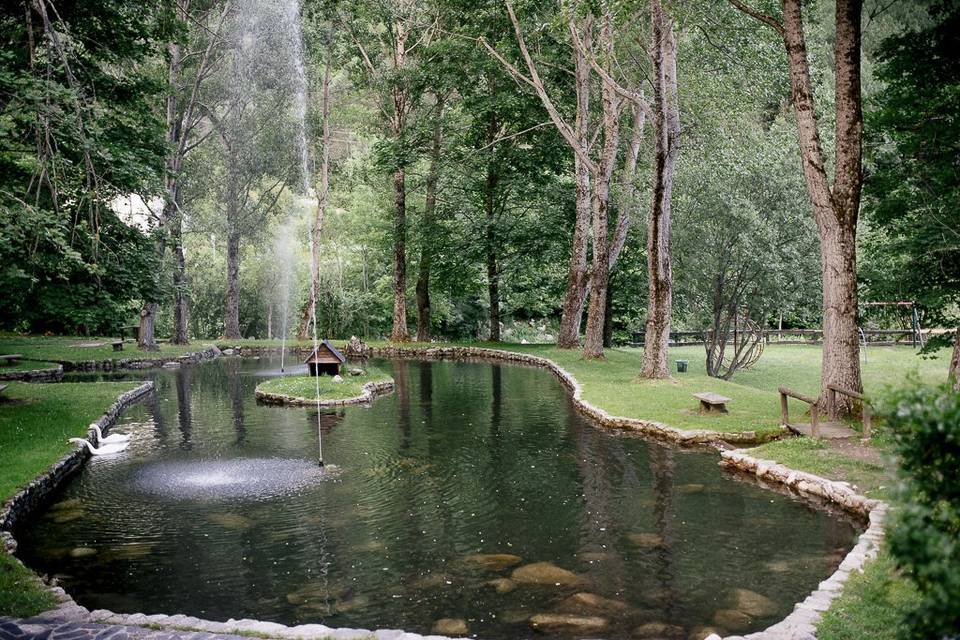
0;380;140;616
255;365;392;402
817;552;920;640
0;335;214;365
0;359;61;373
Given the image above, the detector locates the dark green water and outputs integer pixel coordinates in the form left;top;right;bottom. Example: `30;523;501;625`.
17;358;858;638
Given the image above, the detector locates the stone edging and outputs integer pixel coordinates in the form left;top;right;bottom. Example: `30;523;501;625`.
57;345;221;372
710;450;886;640
0;363;63;382
1;381;155;546
255;379;396;406
369;345;787;446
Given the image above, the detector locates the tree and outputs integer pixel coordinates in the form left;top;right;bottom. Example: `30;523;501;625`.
863;0;960;390
139;0;230;349
0;0;171;335
729;0;865;416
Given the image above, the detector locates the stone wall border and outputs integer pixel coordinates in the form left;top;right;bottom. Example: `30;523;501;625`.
255;379;395;407
0;363;63;382
2;344;887;640
57;344;221;372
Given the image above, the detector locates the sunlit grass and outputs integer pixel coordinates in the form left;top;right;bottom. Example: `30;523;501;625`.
255;365;392;402
0;335;214;365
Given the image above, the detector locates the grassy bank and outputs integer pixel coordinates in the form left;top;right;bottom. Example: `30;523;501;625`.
0;380;139;616
0;335;213;365
255;365;392;402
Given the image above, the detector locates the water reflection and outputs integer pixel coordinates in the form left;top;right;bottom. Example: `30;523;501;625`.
17;358;860;639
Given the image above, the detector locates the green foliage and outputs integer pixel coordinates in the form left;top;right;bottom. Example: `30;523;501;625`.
255;365;392;401
883;382;960;639
0;0;172;334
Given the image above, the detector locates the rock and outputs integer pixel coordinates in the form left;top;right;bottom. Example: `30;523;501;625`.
730;588;778;617
486;578;517;594
69;547;97;558
679;483;706;494
765;560;791;573
634;621;685;638
463;553;523;571
49;498;82;511
529;613;607;632
500;610;531;624
511;561;583;586
712;609;752;631
348;368;364;377
208;513;253;530
412;573;452;589
162;361;181;369
432;618;468;635
688;626;723;640
223;348;235;355
332;374;344;383
558;592;630;614
49;510;84;524
627;532;665;548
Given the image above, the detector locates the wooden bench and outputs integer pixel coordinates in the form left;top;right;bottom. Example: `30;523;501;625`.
0;354;23;366
693;392;731;414
120;325;140;341
112;341;124;352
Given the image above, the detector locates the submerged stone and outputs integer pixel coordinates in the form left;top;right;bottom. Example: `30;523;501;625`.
463;553;522;571
511;561;582;586
432;618;468;635
627;532;666;548
712;609;752;631
529;613;607;632
730;588;778;617
634;621;685;638
485;578;517;594
679;483;706;494
557;592;631;614
50;510;84;524
49;498;82;512
69;547;97;558
208;513;253;530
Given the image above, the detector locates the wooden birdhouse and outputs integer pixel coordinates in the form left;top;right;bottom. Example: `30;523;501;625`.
305;340;346;377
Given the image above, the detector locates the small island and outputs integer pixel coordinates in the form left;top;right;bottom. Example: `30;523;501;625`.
254;365;394;406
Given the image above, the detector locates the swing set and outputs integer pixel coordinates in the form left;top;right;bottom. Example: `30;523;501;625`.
860;301;925;354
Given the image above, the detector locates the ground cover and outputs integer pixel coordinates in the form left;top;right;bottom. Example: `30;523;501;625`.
255;365;392;402
0;380;140;617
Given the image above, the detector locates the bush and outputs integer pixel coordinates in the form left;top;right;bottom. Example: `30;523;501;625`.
884;383;960;639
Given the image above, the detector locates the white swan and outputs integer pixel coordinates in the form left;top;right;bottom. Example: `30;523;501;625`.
68;437;129;456
89;423;131;444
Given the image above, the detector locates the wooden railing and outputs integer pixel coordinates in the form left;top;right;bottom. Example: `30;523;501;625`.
779;386;820;438
827;384;872;439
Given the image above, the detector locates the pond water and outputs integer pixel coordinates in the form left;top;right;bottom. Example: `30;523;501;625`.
17;358;859;638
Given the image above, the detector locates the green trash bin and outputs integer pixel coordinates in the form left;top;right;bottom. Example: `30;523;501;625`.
676;360;688;373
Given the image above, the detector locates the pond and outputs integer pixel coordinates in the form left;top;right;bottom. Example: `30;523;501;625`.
16;357;859;638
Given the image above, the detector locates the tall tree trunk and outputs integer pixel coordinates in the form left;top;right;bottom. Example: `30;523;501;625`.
297;47;332;340
730;0;864;417
170;198;189;344
781;0;863;415
224;156;241;339
602;283;614;348
949;328;960;392
640;0;679;379
417;96;443;342
390;167;410;341
557;26;593;349
582;15;621;359
485;113;502;342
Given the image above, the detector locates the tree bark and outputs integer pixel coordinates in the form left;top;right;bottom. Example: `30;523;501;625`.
582;35;621;358
949;328;960;392
556;23;593;349
390;166;410;341
224;221;241;340
485;127;501;342
641;0;679;379
602;283;614;348
297;47;332;340
416;96;443;342
170;201;189;344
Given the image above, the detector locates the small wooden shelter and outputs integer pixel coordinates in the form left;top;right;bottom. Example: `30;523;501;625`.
305;340;346;377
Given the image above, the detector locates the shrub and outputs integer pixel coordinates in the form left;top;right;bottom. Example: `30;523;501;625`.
884;383;960;639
